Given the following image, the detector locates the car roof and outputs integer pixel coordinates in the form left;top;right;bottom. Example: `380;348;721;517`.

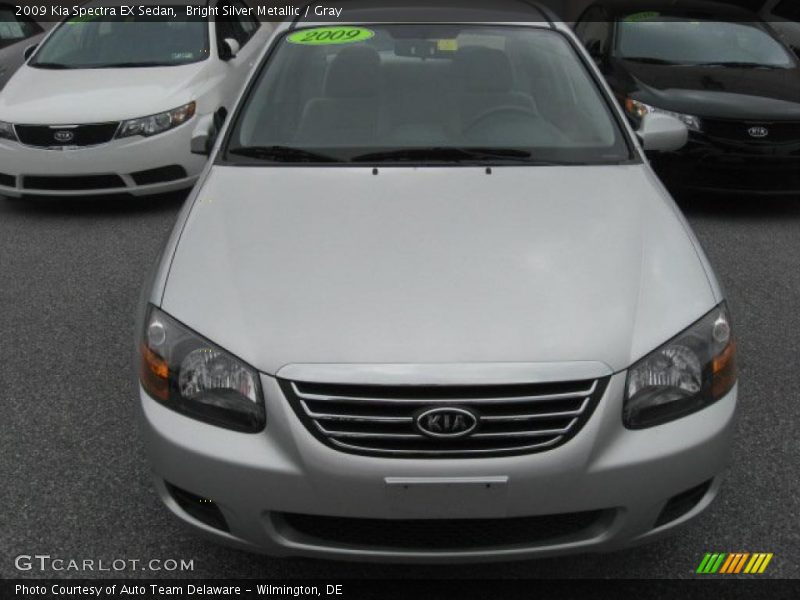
81;0;210;7
585;0;760;20
279;0;566;33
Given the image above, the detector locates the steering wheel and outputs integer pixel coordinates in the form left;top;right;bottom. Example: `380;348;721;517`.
463;105;539;135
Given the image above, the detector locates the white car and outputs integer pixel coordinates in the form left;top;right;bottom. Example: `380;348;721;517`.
136;2;738;562
0;0;270;198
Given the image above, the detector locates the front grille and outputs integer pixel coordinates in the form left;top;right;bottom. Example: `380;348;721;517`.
281;377;608;458
15;122;119;148
702;119;800;145
22;174;126;191
0;172;14;188
275;510;608;550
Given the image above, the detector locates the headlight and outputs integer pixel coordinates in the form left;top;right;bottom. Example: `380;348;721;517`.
118;102;195;139
139;305;265;432
0;120;17;141
624;303;736;429
624;98;702;132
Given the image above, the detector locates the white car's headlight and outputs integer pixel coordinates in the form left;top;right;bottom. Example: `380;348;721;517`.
0;120;17;141
139;305;265;432
624;303;736;429
625;98;702;133
117;102;196;139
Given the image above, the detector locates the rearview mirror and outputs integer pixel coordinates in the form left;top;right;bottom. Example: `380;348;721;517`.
637;113;688;153
23;44;38;61
219;38;240;61
585;39;604;64
190;114;217;155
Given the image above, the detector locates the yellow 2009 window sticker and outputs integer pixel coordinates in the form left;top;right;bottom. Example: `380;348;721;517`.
288;27;375;45
437;39;459;52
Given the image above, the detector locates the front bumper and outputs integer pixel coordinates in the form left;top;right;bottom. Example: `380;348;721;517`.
138;371;737;563
0;121;206;198
649;138;800;195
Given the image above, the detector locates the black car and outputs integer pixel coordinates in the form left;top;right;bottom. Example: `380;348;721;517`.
574;0;800;195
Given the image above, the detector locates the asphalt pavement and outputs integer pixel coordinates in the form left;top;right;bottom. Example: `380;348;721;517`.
1;189;798;579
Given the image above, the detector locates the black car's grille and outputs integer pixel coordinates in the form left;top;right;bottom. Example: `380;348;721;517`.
22;174;126;191
281;378;608;458
15;123;119;148
702;119;800;145
275;510;610;550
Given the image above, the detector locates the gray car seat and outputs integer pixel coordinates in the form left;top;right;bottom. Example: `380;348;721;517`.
295;45;382;145
455;47;537;130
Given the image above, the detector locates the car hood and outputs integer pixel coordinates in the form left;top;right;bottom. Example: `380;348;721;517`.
0;62;209;123
621;60;800;120
161;165;717;375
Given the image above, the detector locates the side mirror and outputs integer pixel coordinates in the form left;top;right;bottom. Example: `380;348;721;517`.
637;113;688;153
219;38;240;61
190;114;217;155
23;44;38;61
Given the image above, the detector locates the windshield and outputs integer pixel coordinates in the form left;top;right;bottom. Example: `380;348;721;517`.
616;16;795;67
30;15;208;69
0;7;40;47
225;25;631;165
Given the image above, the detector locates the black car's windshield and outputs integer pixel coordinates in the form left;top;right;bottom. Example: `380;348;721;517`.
617;15;795;68
225;24;631;165
30;14;208;69
0;7;41;48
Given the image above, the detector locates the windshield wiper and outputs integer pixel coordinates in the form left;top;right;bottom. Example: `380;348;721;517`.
621;57;680;65
351;147;578;165
30;62;74;69
692;61;783;69
227;145;341;163
86;62;177;68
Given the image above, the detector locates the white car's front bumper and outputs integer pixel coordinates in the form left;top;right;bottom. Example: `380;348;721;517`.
0;120;206;197
138;371;737;563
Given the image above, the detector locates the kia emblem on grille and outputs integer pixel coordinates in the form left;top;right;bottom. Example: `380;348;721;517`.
53;130;75;143
415;407;478;438
748;126;769;139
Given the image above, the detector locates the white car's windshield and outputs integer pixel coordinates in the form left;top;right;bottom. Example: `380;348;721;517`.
225;24;631;164
617;16;795;68
30;16;208;69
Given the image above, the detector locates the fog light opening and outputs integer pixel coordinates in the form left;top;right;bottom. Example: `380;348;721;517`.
654;479;713;528
165;482;229;532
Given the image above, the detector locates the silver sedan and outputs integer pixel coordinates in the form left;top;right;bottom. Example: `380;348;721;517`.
136;4;737;562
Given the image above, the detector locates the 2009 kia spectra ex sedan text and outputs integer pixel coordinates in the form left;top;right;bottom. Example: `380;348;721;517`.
0;0;269;198
136;3;738;562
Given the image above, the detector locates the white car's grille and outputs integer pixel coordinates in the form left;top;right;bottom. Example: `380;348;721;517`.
280;378;608;458
14;123;119;148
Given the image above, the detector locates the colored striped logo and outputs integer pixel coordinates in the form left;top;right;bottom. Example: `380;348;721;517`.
696;553;774;574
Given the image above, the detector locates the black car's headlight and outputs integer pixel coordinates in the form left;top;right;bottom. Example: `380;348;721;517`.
624;303;736;429
0;120;17;141
624;98;702;133
139;305;265;432
118;102;195;139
